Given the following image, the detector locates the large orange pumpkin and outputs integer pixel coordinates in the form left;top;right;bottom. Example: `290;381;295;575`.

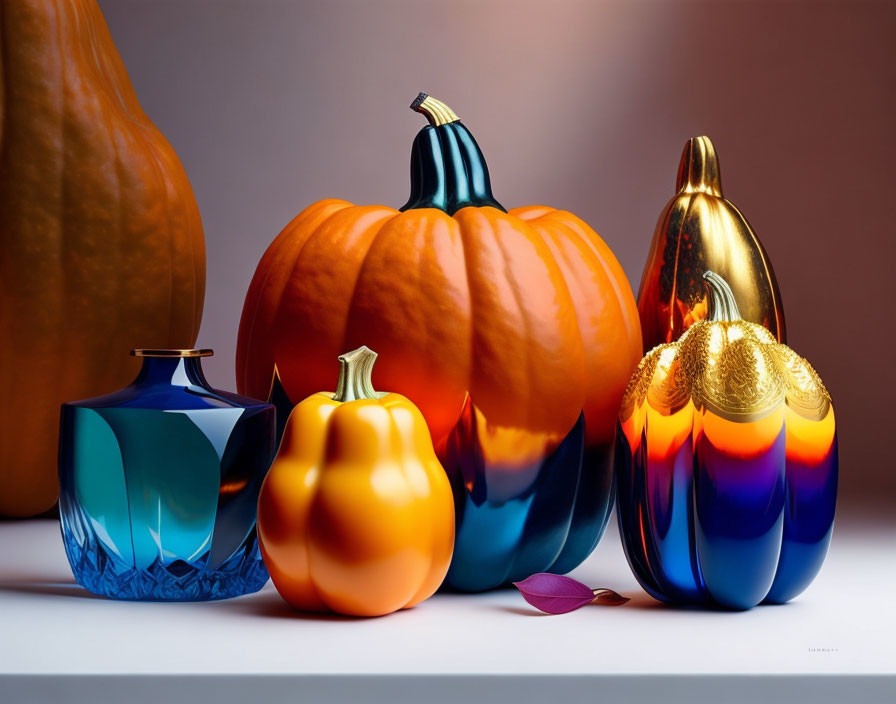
0;0;205;517
237;94;641;590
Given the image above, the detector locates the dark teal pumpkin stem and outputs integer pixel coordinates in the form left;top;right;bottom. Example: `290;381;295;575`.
400;93;505;215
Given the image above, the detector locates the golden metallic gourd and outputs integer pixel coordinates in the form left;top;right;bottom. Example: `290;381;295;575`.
637;136;785;350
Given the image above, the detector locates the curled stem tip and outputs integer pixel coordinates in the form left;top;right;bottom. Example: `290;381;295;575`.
410;93;459;127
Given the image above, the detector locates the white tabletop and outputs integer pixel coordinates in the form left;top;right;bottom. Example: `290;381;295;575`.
1;515;893;703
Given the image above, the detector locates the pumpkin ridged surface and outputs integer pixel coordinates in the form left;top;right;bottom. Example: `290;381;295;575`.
237;202;640;450
0;0;204;516
514;206;643;443
242;96;644;589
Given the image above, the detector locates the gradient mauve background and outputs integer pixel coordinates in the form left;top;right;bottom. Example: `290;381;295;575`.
96;0;895;517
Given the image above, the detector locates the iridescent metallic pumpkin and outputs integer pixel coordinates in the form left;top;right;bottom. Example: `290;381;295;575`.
616;272;836;610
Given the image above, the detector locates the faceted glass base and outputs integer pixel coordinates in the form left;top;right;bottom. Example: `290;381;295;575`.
61;502;269;601
58;353;276;602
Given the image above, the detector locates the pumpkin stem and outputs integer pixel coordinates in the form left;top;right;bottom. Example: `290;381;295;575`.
411;93;460;127
703;271;743;323
401;93;505;215
333;346;381;403
676;136;723;197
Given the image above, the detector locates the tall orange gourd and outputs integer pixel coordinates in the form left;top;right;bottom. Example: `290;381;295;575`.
238;94;641;591
0;0;205;517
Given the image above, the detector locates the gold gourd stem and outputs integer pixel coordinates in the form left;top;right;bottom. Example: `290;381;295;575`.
333;346;380;402
410;93;460;127
703;271;743;323
676;136;723;197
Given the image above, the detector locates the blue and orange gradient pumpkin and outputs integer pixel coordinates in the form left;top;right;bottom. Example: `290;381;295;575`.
616;271;837;609
237;94;642;591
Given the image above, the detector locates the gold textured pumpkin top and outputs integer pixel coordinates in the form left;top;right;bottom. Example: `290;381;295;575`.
621;272;830;423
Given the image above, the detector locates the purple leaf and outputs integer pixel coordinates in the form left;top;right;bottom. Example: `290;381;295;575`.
513;573;599;614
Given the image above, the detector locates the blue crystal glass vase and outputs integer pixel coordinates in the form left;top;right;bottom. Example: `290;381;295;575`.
58;349;276;601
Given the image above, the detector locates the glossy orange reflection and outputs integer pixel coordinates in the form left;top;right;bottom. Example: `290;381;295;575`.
699;409;784;459
461;394;568;502
785;406;836;466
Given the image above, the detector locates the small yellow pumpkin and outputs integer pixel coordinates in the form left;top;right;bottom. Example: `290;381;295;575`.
258;347;455;617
